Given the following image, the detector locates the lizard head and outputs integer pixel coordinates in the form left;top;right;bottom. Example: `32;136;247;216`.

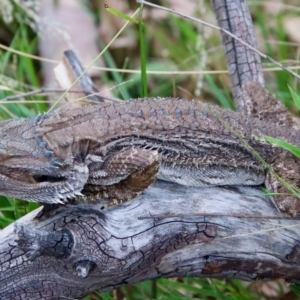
0;118;88;204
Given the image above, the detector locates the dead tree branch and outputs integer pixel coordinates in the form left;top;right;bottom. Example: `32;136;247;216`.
1;182;300;300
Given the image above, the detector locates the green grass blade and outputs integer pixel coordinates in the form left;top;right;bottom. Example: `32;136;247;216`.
264;136;300;158
288;85;300;111
205;74;234;109
105;5;139;24
138;4;148;97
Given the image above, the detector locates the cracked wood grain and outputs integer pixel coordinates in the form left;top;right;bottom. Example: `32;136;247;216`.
1;182;300;300
212;0;265;111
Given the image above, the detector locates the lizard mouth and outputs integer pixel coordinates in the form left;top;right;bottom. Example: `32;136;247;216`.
0;163;89;204
29;164;89;204
32;175;67;183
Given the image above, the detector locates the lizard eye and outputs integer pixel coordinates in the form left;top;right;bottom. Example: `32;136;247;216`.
32;175;67;183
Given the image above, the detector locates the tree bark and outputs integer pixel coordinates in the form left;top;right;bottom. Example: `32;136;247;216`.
1;1;298;300
212;0;265;111
2;182;300;300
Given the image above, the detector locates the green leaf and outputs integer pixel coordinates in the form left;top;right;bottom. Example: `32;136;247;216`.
288;85;300;111
264;135;300;158
106;5;139;24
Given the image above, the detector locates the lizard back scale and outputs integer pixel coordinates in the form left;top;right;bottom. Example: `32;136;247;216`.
0;82;299;215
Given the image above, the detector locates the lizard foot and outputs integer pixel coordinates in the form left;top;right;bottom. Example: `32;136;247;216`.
78;148;161;207
266;151;300;217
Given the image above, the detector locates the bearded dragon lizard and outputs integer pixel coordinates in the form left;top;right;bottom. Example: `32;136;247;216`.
0;81;299;216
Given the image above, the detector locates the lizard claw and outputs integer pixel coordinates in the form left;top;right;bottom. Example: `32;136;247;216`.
74;191;83;197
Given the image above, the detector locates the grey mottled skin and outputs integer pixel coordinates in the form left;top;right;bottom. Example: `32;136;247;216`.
0;82;299;215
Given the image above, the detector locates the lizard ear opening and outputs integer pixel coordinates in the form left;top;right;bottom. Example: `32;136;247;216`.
32;175;67;183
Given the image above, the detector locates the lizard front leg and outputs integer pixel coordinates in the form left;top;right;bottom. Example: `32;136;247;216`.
77;147;160;207
266;151;300;216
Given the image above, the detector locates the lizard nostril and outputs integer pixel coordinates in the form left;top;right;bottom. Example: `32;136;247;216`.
32;175;66;183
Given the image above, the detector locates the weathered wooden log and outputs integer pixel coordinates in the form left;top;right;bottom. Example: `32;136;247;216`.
1;181;300;300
